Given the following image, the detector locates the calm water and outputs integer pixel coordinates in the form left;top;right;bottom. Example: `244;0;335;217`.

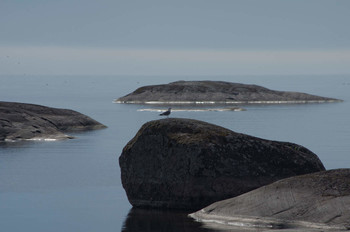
0;75;349;232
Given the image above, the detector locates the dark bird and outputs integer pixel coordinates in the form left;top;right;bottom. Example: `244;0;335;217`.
159;108;171;117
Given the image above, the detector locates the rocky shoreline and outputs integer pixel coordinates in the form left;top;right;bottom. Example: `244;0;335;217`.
115;81;342;104
0;101;106;142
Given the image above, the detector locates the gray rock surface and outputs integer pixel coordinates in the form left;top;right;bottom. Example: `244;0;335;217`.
0;101;106;141
190;169;350;231
119;118;325;210
115;81;341;104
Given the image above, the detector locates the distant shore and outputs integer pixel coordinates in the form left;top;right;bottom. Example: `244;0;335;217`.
115;81;342;105
115;99;341;104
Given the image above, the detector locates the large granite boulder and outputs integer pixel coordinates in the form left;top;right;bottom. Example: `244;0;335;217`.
115;81;341;104
0;101;106;141
190;169;350;231
119;118;325;210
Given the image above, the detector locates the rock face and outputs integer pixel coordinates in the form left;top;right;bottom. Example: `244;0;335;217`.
0;101;106;141
190;169;350;231
119;118;325;210
115;81;341;104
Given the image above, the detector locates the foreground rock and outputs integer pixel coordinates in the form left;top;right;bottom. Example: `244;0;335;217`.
190;169;350;231
115;81;341;104
0;101;106;141
119;118;325;210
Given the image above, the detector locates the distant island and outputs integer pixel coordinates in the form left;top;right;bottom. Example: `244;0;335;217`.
115;81;342;104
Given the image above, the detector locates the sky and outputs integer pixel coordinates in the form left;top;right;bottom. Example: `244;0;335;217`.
1;0;350;76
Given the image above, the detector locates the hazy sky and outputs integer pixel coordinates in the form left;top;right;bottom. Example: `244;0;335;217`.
1;0;350;75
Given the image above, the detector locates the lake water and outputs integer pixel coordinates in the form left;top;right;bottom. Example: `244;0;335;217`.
0;75;349;232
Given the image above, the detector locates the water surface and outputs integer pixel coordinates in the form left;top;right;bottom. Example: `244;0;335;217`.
1;75;349;231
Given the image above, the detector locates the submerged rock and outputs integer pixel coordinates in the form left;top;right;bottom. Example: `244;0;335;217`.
115;81;341;104
0;101;106;141
190;169;350;231
119;118;325;210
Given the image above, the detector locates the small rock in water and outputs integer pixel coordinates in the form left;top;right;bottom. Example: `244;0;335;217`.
0;101;106;142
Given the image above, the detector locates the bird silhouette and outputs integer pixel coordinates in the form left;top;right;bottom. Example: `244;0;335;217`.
159;108;171;117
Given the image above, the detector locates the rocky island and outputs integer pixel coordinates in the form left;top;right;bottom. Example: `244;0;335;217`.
119;118;325;210
190;169;350;231
115;81;341;104
0;101;106;142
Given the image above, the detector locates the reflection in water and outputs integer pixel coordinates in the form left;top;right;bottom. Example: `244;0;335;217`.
0;140;37;149
121;208;293;232
121;208;217;232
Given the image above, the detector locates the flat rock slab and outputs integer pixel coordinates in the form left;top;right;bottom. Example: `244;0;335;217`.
0;101;106;141
115;81;341;104
119;118;325;210
190;169;350;231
